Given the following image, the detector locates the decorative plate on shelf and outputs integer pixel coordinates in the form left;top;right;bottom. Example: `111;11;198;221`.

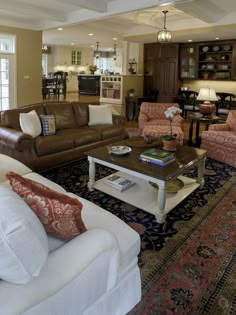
202;46;209;52
223;45;231;51
110;146;132;155
212;46;220;52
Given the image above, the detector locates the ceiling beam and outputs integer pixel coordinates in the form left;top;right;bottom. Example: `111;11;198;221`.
175;0;227;23
62;0;109;13
0;0;66;21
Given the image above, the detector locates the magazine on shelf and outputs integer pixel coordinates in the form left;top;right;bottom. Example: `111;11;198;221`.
105;174;136;192
140;148;175;162
139;156;176;167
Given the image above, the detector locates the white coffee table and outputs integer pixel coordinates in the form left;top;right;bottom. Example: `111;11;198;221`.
86;143;206;223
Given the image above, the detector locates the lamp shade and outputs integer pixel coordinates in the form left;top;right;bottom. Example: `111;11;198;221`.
197;88;218;101
197;88;218;116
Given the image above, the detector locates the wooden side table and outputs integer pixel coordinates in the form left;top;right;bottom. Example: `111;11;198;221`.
188;115;220;147
125;96;139;120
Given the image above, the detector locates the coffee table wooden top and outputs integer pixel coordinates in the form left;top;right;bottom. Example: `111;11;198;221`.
86;141;207;181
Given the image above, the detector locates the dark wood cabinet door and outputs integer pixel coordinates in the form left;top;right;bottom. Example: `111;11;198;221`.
156;43;179;102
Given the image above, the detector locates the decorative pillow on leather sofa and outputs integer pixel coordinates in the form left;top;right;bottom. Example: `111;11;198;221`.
0;185;48;284
88;104;113;125
40;114;56;136
6;172;87;241
19;110;42;138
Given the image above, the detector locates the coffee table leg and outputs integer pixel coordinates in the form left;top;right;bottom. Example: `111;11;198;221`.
197;157;206;188
88;157;95;191
155;184;167;224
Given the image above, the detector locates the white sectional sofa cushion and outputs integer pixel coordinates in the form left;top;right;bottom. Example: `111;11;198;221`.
0;185;48;284
0;154;141;315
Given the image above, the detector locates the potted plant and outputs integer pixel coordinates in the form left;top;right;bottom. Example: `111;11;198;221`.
88;65;97;74
162;106;182;151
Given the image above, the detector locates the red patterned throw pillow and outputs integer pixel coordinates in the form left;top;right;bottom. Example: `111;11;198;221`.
6;172;87;241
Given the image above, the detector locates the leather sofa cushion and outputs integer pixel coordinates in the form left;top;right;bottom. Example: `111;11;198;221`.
57;128;101;146
35;135;74;156
45;103;77;130
90;125;125;140
0;104;45;130
72;102;98;127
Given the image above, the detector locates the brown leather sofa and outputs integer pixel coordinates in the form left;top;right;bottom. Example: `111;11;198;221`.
0;101;128;171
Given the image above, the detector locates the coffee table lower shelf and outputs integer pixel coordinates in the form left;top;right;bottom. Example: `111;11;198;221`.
93;171;200;223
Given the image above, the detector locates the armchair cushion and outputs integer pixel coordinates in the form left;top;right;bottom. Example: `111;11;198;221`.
6;172;87;241
0;185;48;284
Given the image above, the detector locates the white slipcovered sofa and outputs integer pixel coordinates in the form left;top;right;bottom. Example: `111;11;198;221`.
0;154;141;315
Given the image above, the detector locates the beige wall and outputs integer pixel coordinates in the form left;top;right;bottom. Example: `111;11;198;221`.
184;79;236;97
0;26;42;107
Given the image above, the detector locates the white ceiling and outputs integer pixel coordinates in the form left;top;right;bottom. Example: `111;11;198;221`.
1;0;236;50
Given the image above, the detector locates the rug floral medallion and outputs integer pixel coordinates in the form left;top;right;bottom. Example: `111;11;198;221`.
41;158;236;315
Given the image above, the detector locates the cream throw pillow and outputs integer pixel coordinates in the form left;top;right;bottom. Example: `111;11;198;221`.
19;110;42;138
88;104;113;125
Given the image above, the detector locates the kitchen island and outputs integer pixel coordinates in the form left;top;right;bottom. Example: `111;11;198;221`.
77;75;100;95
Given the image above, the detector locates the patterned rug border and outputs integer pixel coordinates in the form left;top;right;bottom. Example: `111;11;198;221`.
141;175;236;289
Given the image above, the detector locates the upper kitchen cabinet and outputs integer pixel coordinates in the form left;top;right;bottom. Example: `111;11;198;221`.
52;46;93;67
198;41;235;80
179;43;198;80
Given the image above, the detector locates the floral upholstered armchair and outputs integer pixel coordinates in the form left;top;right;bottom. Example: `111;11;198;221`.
138;102;184;144
201;110;236;167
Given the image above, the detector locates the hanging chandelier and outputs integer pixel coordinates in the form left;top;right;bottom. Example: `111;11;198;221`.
157;10;172;43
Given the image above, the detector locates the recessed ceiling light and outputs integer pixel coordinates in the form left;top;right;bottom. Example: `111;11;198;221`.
91;45;95;48
188;39;192;42
113;38;117;41
216;37;220;40
71;43;75;45
89;33;93;36
57;27;63;31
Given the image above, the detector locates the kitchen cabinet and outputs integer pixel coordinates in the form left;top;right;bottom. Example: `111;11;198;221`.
100;75;143;105
179;44;198;79
144;43;180;102
179;40;236;81
198;41;234;80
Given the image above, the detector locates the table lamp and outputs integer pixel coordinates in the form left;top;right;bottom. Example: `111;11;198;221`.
197;87;218;116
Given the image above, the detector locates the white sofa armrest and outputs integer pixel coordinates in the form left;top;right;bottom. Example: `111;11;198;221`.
0;229;120;315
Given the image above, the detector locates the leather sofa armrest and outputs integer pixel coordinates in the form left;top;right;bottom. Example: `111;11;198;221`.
0;127;33;151
112;114;126;126
209;123;230;131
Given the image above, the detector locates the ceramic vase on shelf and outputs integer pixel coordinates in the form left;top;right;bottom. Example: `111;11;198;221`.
162;136;177;151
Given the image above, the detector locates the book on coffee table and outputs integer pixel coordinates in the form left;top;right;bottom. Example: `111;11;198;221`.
106;174;136;192
139;155;175;167
140;148;175;163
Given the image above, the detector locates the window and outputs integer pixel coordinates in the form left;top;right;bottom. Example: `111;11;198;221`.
42;54;48;76
0;34;16;110
94;54;116;73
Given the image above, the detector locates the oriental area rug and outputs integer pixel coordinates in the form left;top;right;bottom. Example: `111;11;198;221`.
40;158;236;315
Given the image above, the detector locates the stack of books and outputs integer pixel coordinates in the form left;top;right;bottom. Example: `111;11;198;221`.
105;174;136;192
139;148;176;166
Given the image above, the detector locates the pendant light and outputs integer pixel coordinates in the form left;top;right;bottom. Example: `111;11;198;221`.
157;10;172;43
95;41;100;59
113;44;117;60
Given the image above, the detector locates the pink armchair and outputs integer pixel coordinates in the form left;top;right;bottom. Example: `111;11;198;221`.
138;102;184;144
201;110;236;167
